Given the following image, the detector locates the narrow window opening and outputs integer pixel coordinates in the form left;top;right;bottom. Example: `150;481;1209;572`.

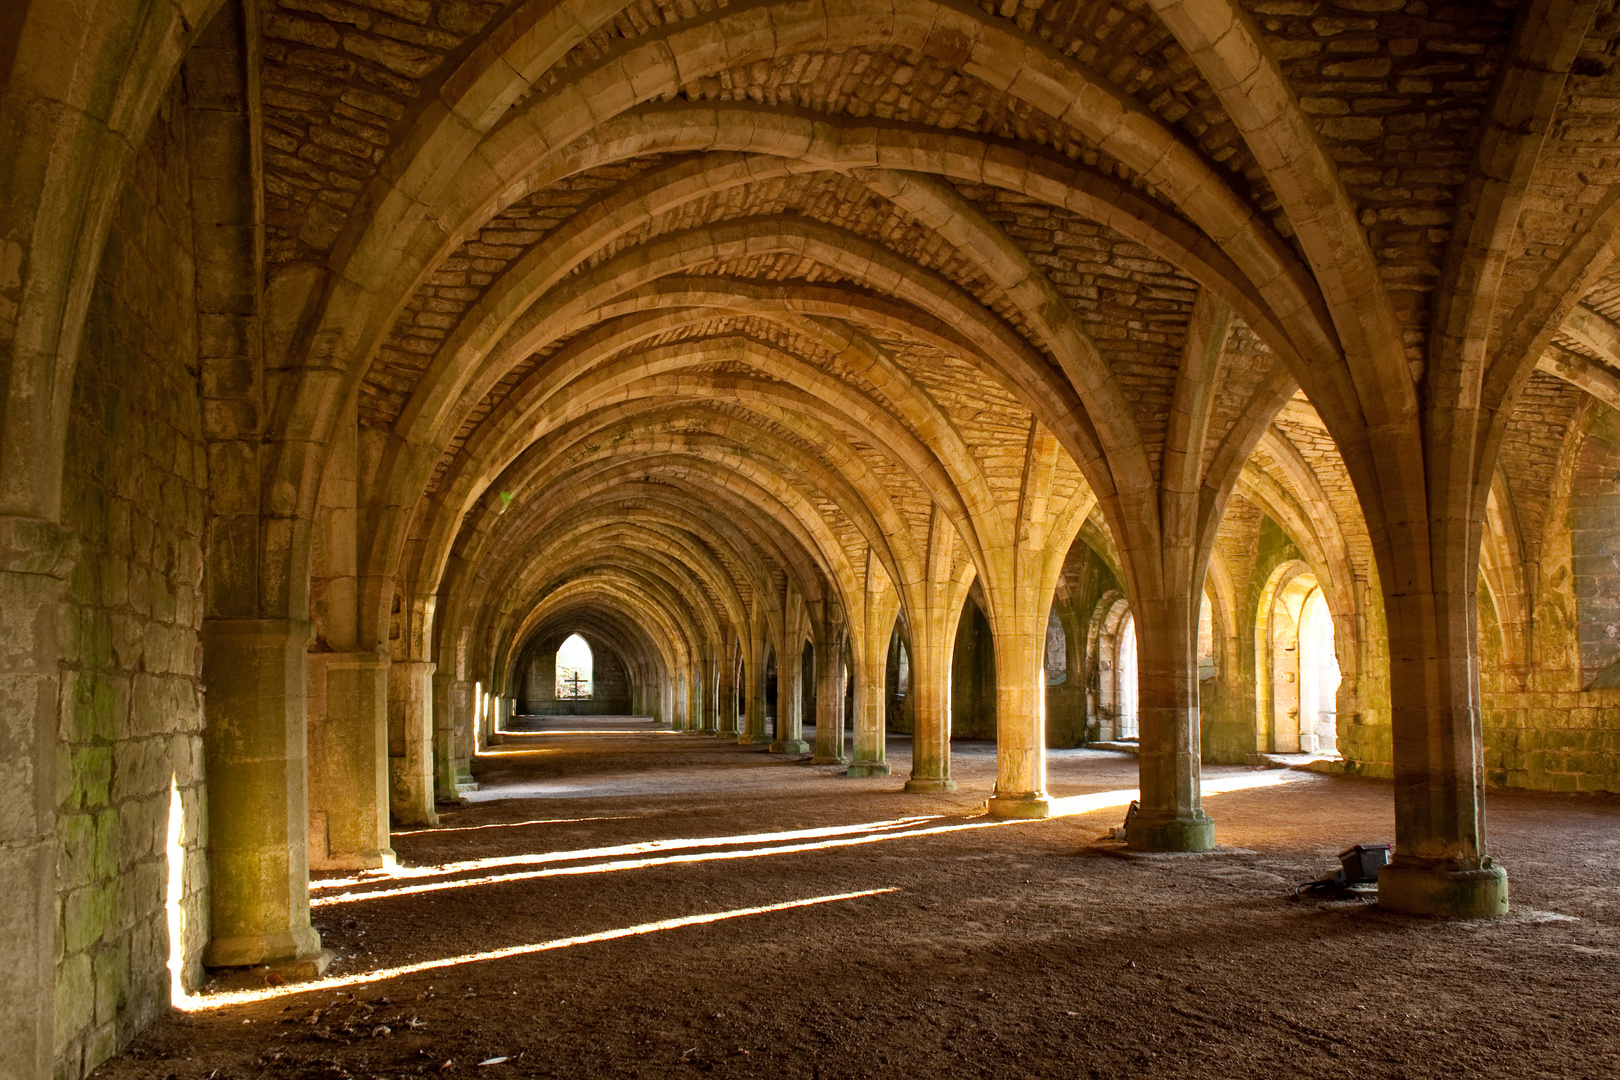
166;774;186;1006
1117;613;1139;739
557;633;594;699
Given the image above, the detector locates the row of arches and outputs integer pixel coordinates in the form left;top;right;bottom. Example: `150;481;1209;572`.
16;2;1620;1075
864;561;1342;760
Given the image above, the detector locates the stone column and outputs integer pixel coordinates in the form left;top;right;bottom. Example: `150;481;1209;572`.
716;642;739;738
812;642;847;764
988;623;1051;818
905;634;955;792
387;660;437;827
770;641;811;753
202;618;327;969
1379;577;1509;917
473;693;489;767
699;652;719;733
453;689;476;790
683;665;702;732
740;647;772;744
453;681;476;786
847;650;890;777
0;517;74;1078
431;672;458;801
306;652;393;869
1130;594;1214;849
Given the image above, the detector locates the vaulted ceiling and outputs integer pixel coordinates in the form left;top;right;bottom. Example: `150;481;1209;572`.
238;0;1620;683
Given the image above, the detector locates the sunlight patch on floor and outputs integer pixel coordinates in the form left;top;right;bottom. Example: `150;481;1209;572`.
313;816;938;891
312;817;1027;907
177;890;897;1012
388;815;634;838
1046;768;1308;818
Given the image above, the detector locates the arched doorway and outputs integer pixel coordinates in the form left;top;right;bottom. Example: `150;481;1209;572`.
1256;564;1341;755
1089;593;1138;741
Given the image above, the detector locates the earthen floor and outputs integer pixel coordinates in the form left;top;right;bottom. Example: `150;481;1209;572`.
97;718;1620;1079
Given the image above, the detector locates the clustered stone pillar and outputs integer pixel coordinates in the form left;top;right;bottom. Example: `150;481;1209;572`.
741;646;771;745
716;643;739;738
387;660;437;827
905;634;954;792
987;621;1051;818
431;672;458;801
698;652;719;733
812;641;847;764
685;665;703;732
1130;593;1214;850
1379;574;1509;917
847;649;890;777
306;652;393;868
453;679;477;787
202;618;326;969
770;640;810;754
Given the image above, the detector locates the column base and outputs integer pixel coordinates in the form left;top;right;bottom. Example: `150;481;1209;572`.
390;806;439;828
311;847;396;872
769;738;811;754
988;793;1052;819
1378;857;1509;918
1127;812;1215;852
738;733;773;745
904;777;957;793
715;730;739;740
845;761;891;778
811;754;847;766
205;925;326;970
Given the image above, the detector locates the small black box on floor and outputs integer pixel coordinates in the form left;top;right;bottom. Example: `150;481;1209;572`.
1338;843;1391;883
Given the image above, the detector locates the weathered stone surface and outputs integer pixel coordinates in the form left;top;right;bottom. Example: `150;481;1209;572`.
26;5;1620;1075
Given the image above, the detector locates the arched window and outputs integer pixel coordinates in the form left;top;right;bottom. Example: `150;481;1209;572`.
556;633;593;699
1256;565;1340;756
1297;587;1340;755
1088;593;1138;741
1117;612;1139;739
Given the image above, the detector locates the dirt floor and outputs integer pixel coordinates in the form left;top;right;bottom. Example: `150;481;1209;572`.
97;718;1620;1080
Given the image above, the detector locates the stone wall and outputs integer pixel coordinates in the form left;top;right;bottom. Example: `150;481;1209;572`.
55;81;210;1078
1480;403;1620;794
515;633;633;715
1569;406;1620;688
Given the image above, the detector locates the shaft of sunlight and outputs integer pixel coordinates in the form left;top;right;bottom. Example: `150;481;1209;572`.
1046;769;1307;818
388;815;635;838
178;889;897;1011
313;818;1024;907
312;816;939;891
